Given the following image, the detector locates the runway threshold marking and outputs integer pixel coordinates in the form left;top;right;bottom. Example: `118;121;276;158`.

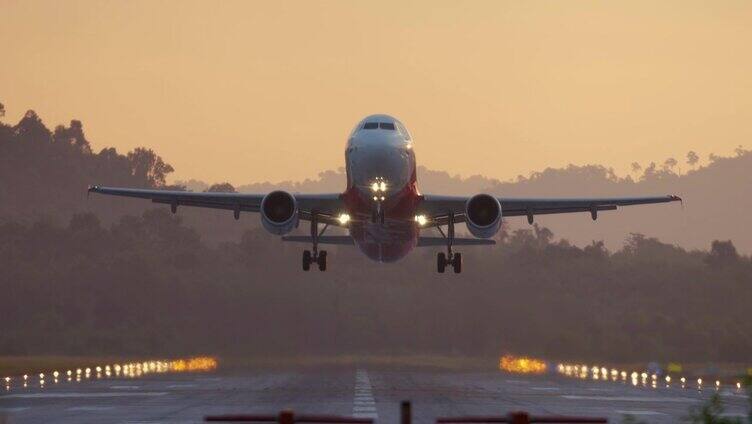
353;369;377;420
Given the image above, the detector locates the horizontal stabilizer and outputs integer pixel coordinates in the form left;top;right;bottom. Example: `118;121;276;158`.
417;237;495;247
281;235;495;247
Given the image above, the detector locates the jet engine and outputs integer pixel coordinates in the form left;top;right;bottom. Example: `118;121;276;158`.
465;194;502;238
260;191;299;235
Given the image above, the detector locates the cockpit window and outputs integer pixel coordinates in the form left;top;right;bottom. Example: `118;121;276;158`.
363;122;379;129
396;122;411;140
379;122;396;130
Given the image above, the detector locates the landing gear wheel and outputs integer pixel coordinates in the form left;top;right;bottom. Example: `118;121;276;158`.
437;252;446;273
453;252;462;274
317;250;328;271
302;250;311;271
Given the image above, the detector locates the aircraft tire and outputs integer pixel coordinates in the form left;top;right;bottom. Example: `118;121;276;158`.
303;250;311;271
318;250;327;271
453;252;462;274
437;252;446;273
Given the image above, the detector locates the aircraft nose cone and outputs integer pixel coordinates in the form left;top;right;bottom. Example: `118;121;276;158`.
350;144;410;193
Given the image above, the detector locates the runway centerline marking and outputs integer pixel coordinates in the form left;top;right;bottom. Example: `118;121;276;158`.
352;369;377;420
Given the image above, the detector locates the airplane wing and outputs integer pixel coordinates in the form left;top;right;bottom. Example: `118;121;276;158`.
87;186;345;223
418;194;681;223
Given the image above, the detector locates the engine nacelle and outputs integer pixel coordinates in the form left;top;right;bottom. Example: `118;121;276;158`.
465;194;502;239
260;191;299;235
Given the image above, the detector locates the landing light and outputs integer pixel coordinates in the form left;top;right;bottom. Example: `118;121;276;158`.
414;215;428;226
338;213;351;225
371;182;380;192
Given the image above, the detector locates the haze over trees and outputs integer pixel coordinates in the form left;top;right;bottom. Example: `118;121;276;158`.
1;104;751;362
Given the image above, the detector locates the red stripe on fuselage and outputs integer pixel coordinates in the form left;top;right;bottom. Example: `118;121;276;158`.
342;163;421;263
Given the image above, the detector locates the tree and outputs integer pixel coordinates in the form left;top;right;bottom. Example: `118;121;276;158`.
686;151;699;167
663;157;678;172
53;120;92;153
0;102;5;118
705;240;739;268
206;182;236;193
630;162;642;174
13;110;52;144
126;147;174;187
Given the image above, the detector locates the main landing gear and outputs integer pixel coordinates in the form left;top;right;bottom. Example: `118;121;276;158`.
302;214;328;271
436;213;462;274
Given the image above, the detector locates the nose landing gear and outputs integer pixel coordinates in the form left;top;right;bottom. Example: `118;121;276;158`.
436;212;462;274
302;214;328;271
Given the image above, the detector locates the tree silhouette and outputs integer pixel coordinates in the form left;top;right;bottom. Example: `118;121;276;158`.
663;157;678;172
126;147;174;187
686;151;699;167
206;182;236;193
706;240;739;268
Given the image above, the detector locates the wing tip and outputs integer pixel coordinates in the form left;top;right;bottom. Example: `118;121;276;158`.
87;184;100;198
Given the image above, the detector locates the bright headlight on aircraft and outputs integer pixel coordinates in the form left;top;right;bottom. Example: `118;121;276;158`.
338;213;351;225
414;215;428;226
371;182;380;192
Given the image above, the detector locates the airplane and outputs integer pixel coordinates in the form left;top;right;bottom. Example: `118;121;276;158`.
89;114;681;273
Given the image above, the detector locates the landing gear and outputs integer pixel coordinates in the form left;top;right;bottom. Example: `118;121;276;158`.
302;214;329;272
436;213;462;274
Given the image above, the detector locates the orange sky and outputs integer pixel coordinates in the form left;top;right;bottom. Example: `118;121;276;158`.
2;0;751;185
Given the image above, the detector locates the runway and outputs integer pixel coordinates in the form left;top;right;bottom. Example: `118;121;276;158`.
1;365;749;423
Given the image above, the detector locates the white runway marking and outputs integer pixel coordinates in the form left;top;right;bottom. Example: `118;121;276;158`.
530;387;560;391
67;406;115;411
0;407;30;412
563;395;697;403
167;384;196;389
110;385;140;390
616;410;667;416
352;369;378;420
1;392;168;399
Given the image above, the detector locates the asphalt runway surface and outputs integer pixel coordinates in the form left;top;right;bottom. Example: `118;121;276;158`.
1;366;749;423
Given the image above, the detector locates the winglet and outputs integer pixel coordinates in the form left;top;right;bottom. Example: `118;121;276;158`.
87;185;99;199
669;194;683;209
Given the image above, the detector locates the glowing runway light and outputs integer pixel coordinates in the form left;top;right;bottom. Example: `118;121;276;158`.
23;374;28;381
737;382;742;389
38;373;44;379
499;355;547;374
76;369;82;375
715;380;720;389
665;376;671;383
66;370;72;377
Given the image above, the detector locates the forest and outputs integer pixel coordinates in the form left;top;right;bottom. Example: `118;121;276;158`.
1;102;750;363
